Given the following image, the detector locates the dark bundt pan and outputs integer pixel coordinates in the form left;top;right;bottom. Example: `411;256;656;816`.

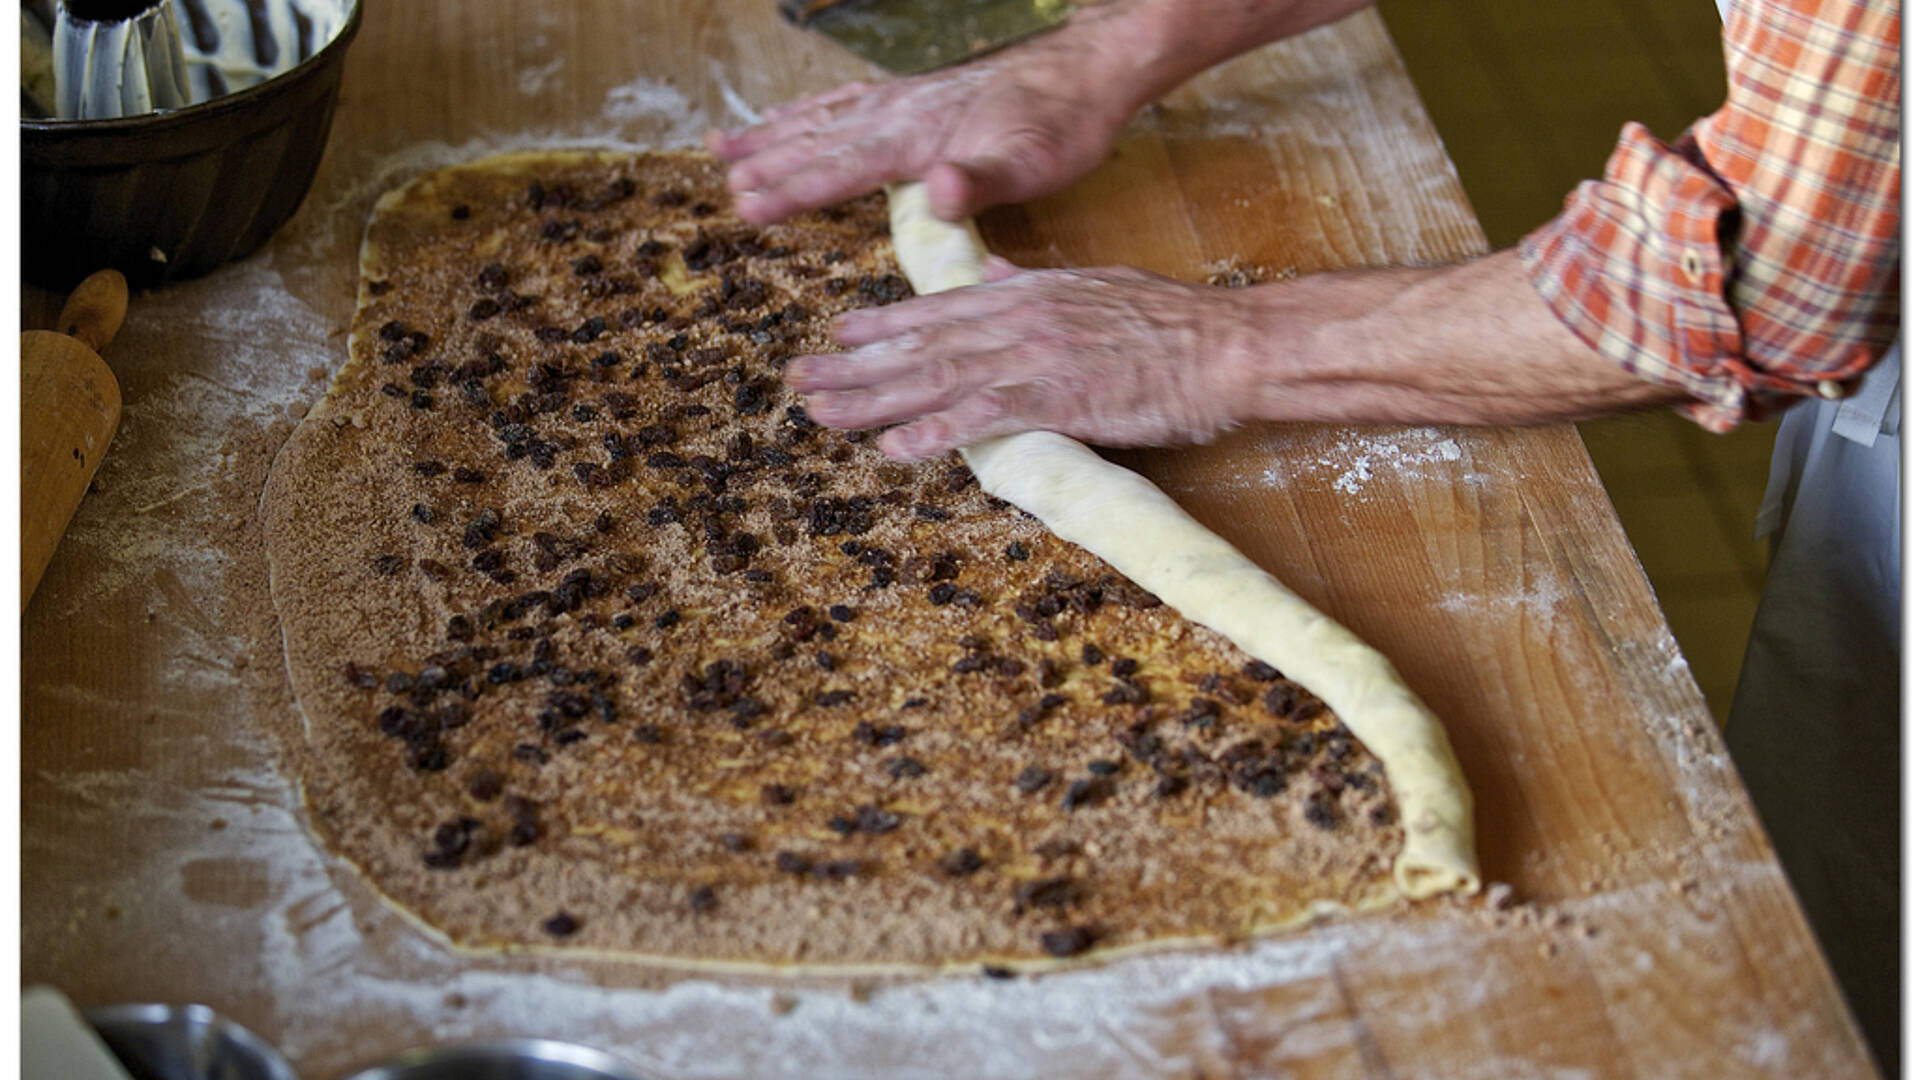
22;0;363;290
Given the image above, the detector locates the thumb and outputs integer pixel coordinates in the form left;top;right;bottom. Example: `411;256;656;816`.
925;137;1053;220
981;255;1022;282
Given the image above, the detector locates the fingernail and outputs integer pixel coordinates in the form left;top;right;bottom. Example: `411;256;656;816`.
784;357;813;384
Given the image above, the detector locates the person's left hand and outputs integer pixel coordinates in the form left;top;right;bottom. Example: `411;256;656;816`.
784;260;1260;460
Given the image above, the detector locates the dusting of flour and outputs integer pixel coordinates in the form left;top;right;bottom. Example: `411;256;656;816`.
1179;426;1477;498
20;42;1838;1080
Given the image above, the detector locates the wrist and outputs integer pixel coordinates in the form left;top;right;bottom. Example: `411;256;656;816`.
1061;1;1225;119
1090;0;1376;113
1214;272;1376;425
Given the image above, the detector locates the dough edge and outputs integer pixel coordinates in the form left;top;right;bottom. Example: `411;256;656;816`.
259;153;1453;983
884;181;1479;901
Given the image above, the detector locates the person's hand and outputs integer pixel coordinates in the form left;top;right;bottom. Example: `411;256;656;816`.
705;6;1153;225
784;260;1263;459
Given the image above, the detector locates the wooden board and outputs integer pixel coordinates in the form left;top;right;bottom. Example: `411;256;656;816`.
20;2;1879;1077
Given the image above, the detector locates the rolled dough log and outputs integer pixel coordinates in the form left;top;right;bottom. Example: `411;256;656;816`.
885;182;1479;899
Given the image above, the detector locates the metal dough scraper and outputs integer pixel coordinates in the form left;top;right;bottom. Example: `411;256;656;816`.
778;0;1072;74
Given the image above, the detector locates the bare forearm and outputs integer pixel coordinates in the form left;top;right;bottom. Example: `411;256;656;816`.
784;250;1678;461
1221;249;1684;426
1111;0;1378;110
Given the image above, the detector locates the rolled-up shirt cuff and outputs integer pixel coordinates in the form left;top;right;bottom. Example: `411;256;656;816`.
1519;122;1804;431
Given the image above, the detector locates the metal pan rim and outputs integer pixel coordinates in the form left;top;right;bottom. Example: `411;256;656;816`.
21;0;364;136
335;1037;651;1080
83;1001;302;1080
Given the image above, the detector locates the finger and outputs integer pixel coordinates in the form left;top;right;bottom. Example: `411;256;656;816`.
981;255;1022;282
877;387;1036;460
760;80;873;124
724;127;841;194
707;117;803;163
785;339;936;391
736;153;903;224
800;338;1024;428
710;90;870;168
802;366;960;430
924;136;1053;220
834;284;1020;346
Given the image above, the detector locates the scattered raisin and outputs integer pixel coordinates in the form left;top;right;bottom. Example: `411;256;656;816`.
1244;660;1283;682
1015;766;1054;794
1039;926;1097;958
885;756;927;779
940;848;986;876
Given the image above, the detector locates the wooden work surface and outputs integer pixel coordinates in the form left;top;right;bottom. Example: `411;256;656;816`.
21;2;1879;1077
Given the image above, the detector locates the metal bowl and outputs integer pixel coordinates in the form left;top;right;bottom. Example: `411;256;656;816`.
335;1039;651;1080
20;0;363;290
84;1002;300;1080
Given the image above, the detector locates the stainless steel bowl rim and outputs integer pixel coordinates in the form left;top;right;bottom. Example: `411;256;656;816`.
337;1037;649;1080
84;1001;302;1080
21;0;363;137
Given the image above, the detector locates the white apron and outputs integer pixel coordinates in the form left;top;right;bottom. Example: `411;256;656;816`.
1725;341;1900;1074
1708;0;1899;1064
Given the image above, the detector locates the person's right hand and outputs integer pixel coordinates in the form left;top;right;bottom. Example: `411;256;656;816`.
705;5;1151;225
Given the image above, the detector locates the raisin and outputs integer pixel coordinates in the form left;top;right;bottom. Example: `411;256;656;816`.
1039;926;1097;958
885;756;927;779
1015;766;1054;794
1244;660;1283;682
1014;877;1079;912
940;848;986;876
853;804;901;833
1061;777;1113;810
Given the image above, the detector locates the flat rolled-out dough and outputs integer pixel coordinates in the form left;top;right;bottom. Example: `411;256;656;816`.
886;182;1479;899
262;149;1456;978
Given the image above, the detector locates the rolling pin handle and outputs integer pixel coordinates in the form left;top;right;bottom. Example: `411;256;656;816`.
57;269;128;354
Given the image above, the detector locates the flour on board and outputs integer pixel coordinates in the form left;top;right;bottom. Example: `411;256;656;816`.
516;56;566;97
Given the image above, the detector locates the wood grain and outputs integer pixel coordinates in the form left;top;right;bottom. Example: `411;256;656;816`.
19;2;1877;1077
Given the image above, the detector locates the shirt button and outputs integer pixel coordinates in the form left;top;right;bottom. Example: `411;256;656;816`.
1817;379;1852;400
1681;250;1705;282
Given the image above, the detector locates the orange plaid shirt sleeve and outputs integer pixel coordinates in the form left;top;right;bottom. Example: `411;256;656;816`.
1518;0;1900;431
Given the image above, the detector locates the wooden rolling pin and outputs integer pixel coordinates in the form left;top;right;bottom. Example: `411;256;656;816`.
22;270;126;614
